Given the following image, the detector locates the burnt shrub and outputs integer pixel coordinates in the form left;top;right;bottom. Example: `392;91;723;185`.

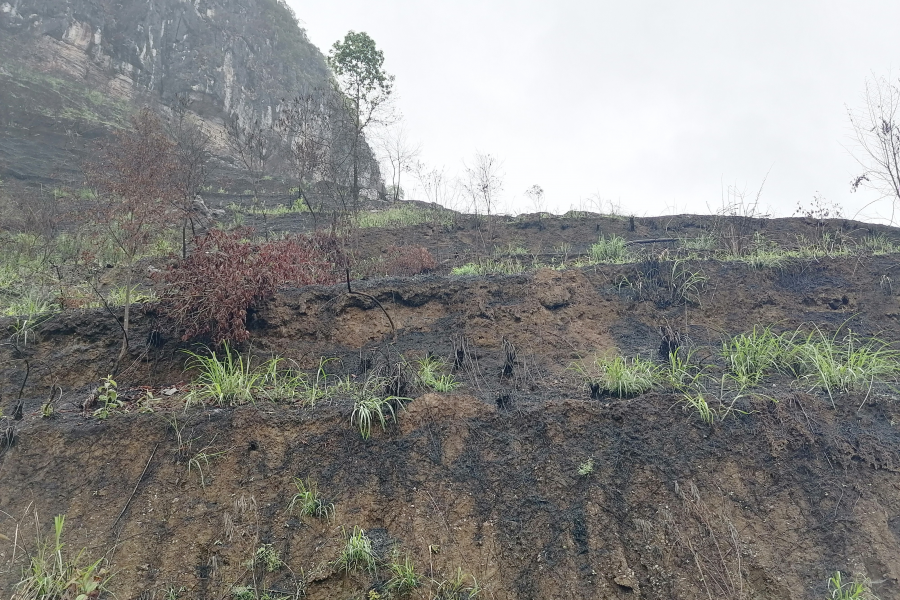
383;244;436;277
157;228;342;344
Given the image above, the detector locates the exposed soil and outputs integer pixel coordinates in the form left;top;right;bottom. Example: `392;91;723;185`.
3;215;900;599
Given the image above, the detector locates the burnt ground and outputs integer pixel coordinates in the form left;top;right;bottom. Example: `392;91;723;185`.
3;213;900;599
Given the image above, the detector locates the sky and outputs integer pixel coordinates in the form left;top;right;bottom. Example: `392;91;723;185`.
289;0;900;222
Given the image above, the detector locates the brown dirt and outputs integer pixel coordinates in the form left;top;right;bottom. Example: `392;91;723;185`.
3;216;900;599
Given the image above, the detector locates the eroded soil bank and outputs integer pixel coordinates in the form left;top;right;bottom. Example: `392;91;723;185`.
3;250;900;599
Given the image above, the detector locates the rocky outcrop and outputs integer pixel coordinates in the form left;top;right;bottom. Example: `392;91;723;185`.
0;0;332;181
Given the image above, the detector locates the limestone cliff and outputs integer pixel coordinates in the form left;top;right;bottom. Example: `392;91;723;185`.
0;0;331;183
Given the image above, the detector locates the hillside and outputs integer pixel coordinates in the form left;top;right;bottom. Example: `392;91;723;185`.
0;0;330;187
2;208;900;599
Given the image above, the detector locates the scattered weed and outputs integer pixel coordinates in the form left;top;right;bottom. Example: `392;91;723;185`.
92;375;121;420
334;526;377;575
827;571;879;600
187;446;227;488
680;392;716;425
589;234;630;263
385;551;422;597
576;355;658;398
577;458;594;476
12;514;111;600
287;478;334;520
254;544;283;573
351;377;409;440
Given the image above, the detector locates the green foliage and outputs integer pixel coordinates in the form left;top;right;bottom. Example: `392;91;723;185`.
328;31;394;99
450;259;526;276
721;326;784;387
92;375;121;420
577;458;594;476
287;478;334;520
385;552;422;597
350;377;409;440
12;514;111;600
254;544;283;573
356;204;455;229
577;355;658;398
589;234;631;263
416;355;460;392
334;526;377;575
184;345;263;406
827;571;879;600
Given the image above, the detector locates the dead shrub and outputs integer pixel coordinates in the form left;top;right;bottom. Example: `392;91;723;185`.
157;228;341;344
383;244;436;277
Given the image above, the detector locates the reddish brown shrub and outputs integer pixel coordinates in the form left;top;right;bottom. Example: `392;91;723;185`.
158;228;342;344
383;245;436;277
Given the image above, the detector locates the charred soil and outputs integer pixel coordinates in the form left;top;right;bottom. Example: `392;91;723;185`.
3;214;900;599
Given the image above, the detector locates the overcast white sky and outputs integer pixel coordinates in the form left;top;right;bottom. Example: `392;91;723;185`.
289;0;900;221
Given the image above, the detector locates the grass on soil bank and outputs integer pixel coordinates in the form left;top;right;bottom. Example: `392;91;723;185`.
573;323;900;422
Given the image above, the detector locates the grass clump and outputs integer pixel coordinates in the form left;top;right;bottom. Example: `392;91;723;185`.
795;327;900;407
287;478;334;520
334;526;377;575
450;259;526;276
385;552;422;597
434;568;481;600
827;571;879;600
589;234;631;263
350;377;409;440
185;349;348;407
184;345;263;406
576;355;658;398
416;355;460;392
721;326;785;387
13;514;111;600
577;458;594;476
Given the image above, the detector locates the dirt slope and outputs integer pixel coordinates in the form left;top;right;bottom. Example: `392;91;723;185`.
3;220;900;599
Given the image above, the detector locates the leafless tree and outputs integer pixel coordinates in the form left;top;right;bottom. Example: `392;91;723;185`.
848;75;900;222
377;123;421;203
411;162;462;209
168;94;211;258
225;113;277;207
463;151;504;240
85;107;181;368
524;184;546;213
276;87;336;225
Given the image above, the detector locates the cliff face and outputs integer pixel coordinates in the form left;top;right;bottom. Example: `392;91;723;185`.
0;0;331;182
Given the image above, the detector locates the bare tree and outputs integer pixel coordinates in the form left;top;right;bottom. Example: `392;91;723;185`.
463;151;504;240
377;123;421;203
168;94;211;258
524;184;546;213
226;113;277;206
411;162;462;209
276;87;335;225
85;107;181;367
848;75;900;222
